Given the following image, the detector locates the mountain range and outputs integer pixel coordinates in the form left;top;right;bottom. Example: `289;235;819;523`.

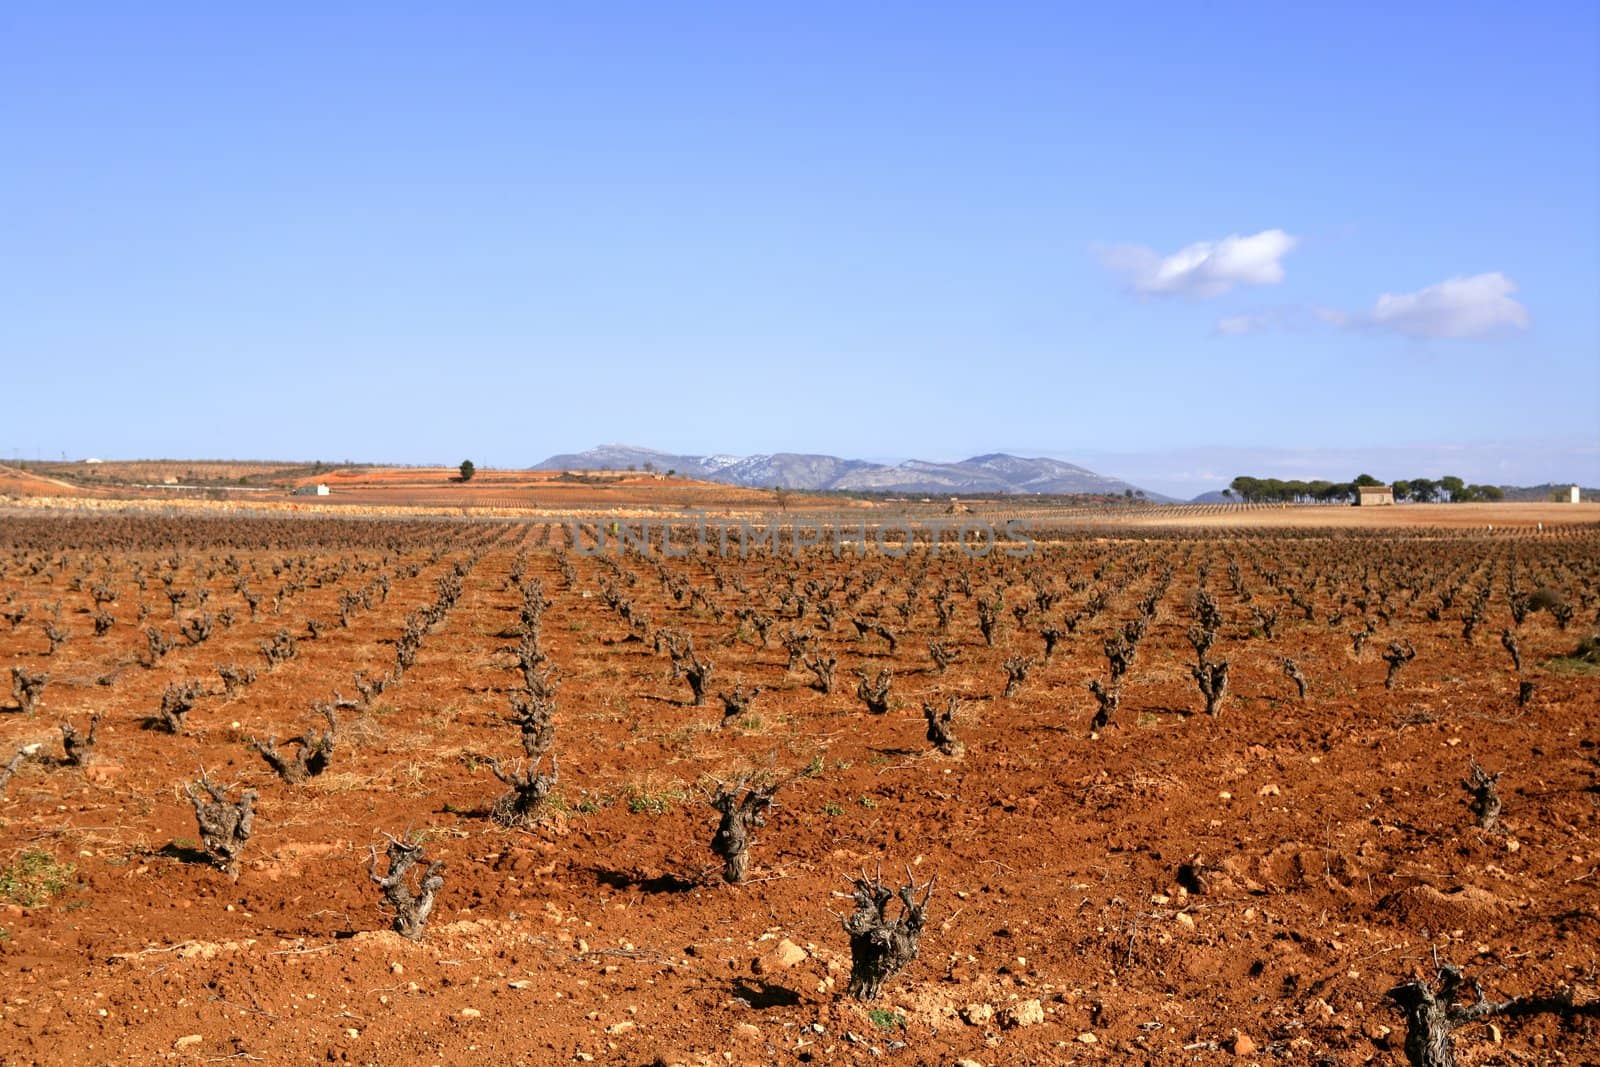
533;445;1163;498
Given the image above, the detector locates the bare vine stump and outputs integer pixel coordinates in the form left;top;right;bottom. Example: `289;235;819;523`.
155;680;203;733
1388;964;1599;1067
804;653;837;693
718;684;762;729
667;633;714;706
1499;628;1521;672
60;713;100;766
855;669;893;715
1383;640;1417;691
185;775;257;876
709;778;779;884
1193;659;1230;716
1001;656;1035;698
1282;657;1308;700
488;754;557;827
1463;760;1502;831
1088;679;1120;730
369;835;444;941
923;697;963;756
0;747;30;793
10;668;48;715
840;867;935;1001
252;707;337;784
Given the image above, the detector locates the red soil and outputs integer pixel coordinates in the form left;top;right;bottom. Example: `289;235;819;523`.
0;512;1595;1065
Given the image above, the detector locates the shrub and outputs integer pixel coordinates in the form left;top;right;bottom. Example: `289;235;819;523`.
0;850;75;907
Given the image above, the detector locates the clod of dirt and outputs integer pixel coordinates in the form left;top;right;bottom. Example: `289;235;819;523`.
1379;884;1504;931
998;998;1044;1028
751;938;807;975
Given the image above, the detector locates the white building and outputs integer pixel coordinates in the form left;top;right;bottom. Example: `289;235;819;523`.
292;483;330;497
1571;485;1582;504
1356;485;1395;506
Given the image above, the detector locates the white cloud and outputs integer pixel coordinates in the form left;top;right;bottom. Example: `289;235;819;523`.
1099;229;1297;298
1215;313;1272;335
1367;272;1530;339
1214;276;1530;342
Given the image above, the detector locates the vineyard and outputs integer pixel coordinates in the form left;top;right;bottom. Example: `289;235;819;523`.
0;509;1596;1065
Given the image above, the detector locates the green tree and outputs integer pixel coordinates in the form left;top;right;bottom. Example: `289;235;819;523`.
1353;473;1382;487
1230;476;1262;502
1409;477;1438;502
1440;475;1465;501
1392;479;1412;501
459;460;476;482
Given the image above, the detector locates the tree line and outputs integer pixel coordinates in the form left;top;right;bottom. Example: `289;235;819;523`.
1226;474;1506;504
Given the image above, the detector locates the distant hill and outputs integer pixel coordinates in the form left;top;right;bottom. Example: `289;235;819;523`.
534;445;1165;498
1495;483;1596;502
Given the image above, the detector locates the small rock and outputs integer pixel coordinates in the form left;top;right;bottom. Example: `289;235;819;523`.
459;1007;482;1019
1231;1031;1256;1056
953;1060;985;1067
1175;912;1196;930
1076;1032;1098;1044
960;1003;994;1026
174;1035;202;1049
1257;783;1280;797
752;938;808;974
998;999;1044;1029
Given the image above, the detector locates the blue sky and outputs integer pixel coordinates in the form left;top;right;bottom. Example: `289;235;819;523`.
3;3;1596;496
